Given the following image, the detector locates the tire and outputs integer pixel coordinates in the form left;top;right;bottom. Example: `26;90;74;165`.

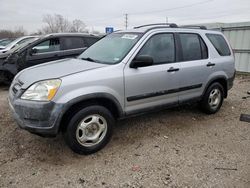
63;105;114;155
0;71;8;84
200;82;224;114
0;71;12;85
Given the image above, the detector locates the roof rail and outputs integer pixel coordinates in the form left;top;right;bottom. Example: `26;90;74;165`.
134;23;178;29
180;25;207;30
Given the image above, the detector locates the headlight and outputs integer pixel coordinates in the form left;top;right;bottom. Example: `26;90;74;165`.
21;79;61;101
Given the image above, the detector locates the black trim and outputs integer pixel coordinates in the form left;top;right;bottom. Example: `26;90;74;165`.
180;25;207;30
228;71;236;90
123;96;201;118
62;93;124;117
134;23;178;29
206;62;215;67
55;93;124;133
167;67;179;72
124;101;178;117
127;84;202;102
202;76;228;98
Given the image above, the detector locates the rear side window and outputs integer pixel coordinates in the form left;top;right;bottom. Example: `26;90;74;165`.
85;37;100;47
206;34;231;56
62;37;85;50
137;33;175;65
32;38;60;53
179;33;208;61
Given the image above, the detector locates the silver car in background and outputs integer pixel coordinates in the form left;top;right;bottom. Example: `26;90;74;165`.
0;36;38;54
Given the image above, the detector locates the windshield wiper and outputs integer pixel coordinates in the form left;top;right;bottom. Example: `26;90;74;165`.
81;57;98;63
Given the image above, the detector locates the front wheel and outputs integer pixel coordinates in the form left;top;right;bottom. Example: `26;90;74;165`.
200;82;224;114
63;105;114;155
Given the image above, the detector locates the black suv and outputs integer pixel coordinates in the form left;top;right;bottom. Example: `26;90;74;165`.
0;33;100;84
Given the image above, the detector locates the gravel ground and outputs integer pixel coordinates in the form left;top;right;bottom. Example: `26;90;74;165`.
0;75;249;188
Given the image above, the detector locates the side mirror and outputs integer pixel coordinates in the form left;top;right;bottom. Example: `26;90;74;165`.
29;48;38;56
130;55;153;68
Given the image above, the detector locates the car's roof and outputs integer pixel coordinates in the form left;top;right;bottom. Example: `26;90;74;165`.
44;33;101;38
12;33;101;54
115;23;222;35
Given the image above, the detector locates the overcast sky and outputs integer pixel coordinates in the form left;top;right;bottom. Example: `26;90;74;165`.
1;0;250;33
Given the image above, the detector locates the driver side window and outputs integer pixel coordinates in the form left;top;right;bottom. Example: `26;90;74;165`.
32;38;60;53
137;33;175;65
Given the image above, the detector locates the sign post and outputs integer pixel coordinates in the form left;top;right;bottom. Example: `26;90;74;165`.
105;27;114;34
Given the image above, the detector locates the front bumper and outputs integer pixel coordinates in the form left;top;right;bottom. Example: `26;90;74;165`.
8;89;63;137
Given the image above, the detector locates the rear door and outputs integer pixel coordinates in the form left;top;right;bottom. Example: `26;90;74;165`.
26;37;62;67
60;36;87;58
124;32;180;114
177;33;211;102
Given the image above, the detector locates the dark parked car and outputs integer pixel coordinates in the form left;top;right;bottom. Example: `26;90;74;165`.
0;33;100;84
0;38;39;71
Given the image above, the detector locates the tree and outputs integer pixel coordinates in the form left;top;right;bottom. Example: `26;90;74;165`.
0;27;27;39
92;30;100;35
71;19;88;33
40;14;89;34
42;14;70;33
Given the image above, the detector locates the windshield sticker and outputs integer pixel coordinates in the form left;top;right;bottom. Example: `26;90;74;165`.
114;57;120;61
121;34;138;40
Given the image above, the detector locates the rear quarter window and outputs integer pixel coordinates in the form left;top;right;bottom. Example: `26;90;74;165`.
206;34;231;56
61;37;86;50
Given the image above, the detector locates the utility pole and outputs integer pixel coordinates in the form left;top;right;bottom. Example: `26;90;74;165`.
125;13;128;30
166;16;168;23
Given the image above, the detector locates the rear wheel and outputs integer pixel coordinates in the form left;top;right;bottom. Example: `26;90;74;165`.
200;82;224;114
63;105;114;155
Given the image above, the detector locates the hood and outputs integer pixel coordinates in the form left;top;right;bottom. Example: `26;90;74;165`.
0;48;9;54
16;58;107;89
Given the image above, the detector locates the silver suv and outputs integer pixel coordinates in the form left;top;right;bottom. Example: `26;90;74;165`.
9;23;235;154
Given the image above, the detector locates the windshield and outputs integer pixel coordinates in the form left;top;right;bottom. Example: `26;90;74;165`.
78;32;142;64
5;37;36;49
12;38;39;52
0;39;15;47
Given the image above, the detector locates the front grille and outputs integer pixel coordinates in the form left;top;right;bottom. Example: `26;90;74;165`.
12;86;18;94
12;80;23;95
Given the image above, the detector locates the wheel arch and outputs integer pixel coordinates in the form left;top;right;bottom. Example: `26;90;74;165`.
203;76;228;98
58;93;124;133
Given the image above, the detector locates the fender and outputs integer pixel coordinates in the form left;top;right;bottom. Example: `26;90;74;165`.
54;92;124;133
63;92;123;116
202;75;228;98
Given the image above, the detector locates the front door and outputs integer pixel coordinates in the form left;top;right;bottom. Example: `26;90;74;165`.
124;33;180;114
25;38;62;68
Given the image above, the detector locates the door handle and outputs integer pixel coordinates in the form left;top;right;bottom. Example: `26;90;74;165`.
207;62;215;67
167;67;179;72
